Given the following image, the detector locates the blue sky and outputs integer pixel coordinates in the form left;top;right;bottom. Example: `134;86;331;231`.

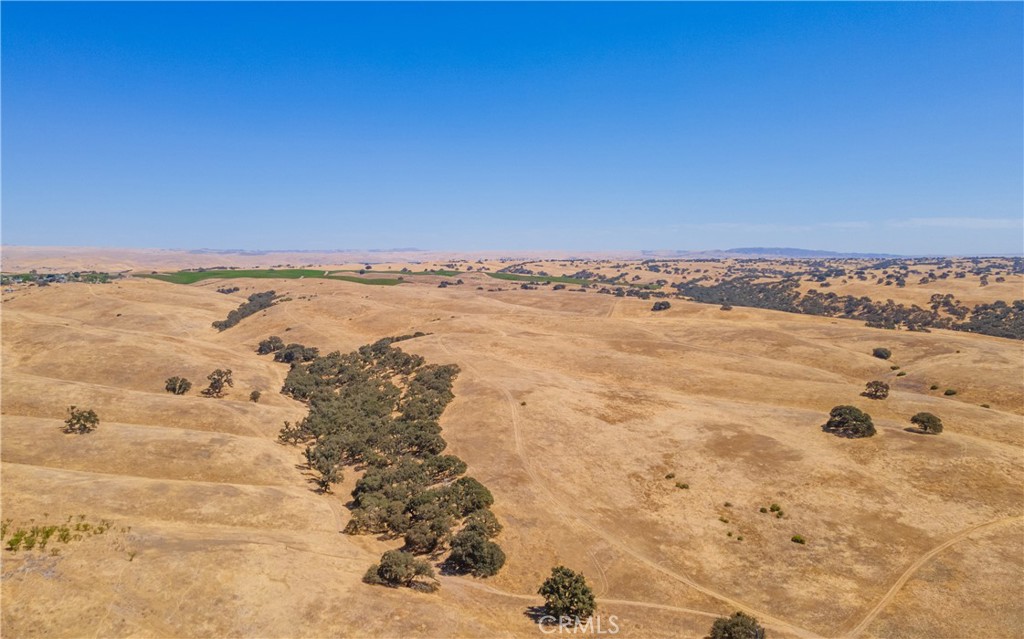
2;2;1021;254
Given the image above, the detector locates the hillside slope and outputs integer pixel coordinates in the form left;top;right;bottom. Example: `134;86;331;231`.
2;277;1021;638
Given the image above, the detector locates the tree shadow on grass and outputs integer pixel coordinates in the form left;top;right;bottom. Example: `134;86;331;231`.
903;427;935;435
523;606;551;625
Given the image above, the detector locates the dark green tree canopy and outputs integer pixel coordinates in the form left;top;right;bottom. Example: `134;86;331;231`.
212;291;279;331
872;347;892;360
278;337;504;583
463;509;503;538
257;335;285;355
911;412;943;434
862;380;889;400
201;369;234;398
706;611;766;639
823;405;876;438
363;550;437;591
538;566;596;620
446;529;506;577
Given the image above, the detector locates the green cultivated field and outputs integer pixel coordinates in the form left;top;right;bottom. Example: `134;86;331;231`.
334;268;462;277
138;269;403;286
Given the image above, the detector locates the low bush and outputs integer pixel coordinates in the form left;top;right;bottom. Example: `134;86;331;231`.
63;406;99;434
164;376;192;395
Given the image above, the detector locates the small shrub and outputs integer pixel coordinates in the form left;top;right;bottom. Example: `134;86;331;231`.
759;507;768;513
719;517;729;524
944;389;957;396
164;376;192;395
769;504;781;512
727;531;733;537
890;365;900;370
981;404;990;408
896;371;907;377
651;301;671;312
665;473;676;480
776;511;784;519
724;502;732;508
63;406;99;434
676;482;689;489
930;384;939;390
872;347;892;360
736;535;744;541
249;390;261;403
791;534;806;544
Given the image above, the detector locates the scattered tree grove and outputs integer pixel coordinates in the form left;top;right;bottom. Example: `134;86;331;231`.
672;275;1023;340
212;291;280;331
274;335;504;586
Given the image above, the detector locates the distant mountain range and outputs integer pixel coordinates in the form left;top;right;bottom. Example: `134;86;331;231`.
721;247;903;258
641;247;904;259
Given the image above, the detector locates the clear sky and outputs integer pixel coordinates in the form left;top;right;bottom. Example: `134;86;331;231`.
2;2;1021;255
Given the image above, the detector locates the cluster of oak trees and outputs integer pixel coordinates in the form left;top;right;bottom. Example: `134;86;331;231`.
271;334;505;587
212;290;280;331
672;276;1023;339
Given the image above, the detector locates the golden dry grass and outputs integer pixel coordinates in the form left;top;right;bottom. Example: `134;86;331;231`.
2;264;1022;638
